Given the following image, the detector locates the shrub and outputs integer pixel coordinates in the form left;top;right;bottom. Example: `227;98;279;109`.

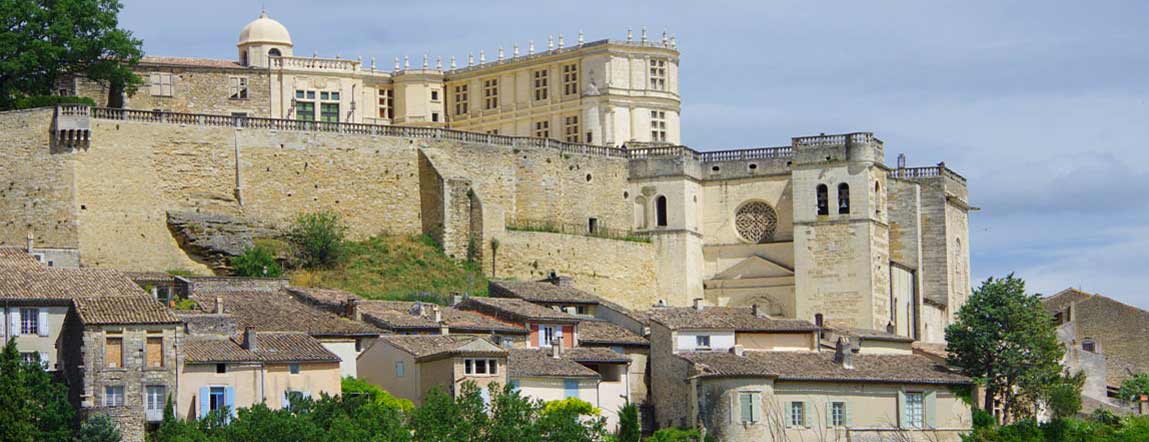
616;402;641;442
646;427;702;442
11;95;96;110
288;211;347;269
75;414;121;442
230;246;282;277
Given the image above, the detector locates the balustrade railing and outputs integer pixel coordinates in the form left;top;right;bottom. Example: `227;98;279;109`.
270;56;359;72
698;146;793;162
890;164;967;184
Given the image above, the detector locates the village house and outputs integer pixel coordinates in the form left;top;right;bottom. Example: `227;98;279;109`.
456;296;582;349
649;301;972;441
357;335;508;404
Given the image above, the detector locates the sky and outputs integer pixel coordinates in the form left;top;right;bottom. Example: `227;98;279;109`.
119;0;1149;308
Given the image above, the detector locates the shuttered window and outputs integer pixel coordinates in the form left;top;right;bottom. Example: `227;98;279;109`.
146;337;163;368
106;337;123;368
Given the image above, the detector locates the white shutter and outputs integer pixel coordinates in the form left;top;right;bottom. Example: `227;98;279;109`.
11;309;20;336
39;351;49;369
0;308;6;339
37;310;48;336
805;401;814;428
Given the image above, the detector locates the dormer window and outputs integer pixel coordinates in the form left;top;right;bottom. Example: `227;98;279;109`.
696;335;711;350
838;183;850;214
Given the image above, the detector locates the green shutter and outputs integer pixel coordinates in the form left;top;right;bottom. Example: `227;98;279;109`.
925;391;937;429
740;393;752;423
897;391;908;429
752;394;761;423
785;401;794;428
805;401;814;428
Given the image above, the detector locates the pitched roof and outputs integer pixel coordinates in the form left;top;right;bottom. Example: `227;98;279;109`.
73;296;181;325
489;280;601;304
189;290;381;337
287;287;359;311
358;301;527;334
458;297;582;324
0;266;151;301
648;306;819;332
377;335;506;362
508;349;601;379
140;56;246;69
0;247;42;269
577;320;648;346
681;351;970;385
1042;288;1095;314
563;347;632;364
829;327;915;343
184;332;340;363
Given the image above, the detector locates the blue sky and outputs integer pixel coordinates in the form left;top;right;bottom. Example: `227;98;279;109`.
119;0;1149;307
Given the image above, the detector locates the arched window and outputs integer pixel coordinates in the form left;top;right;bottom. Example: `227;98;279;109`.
837;183;850;214
816;185;829;216
268;48;282;57
655;196;668;227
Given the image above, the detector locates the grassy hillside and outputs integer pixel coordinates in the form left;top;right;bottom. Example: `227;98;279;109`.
288;234;489;303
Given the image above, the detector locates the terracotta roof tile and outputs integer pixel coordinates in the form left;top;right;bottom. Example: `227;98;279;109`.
0;266;150;301
287;287;360;310
577;320;648;346
508;348;600;378
563;347;632;364
376;335;506;361
189;290;381;337
490;280;600;304
184;332;340;363
681;351;970;385
0;247;42;269
357;301;527;334
140;56;246;69
73;296;180;325
459;297;581;324
649;306;819;332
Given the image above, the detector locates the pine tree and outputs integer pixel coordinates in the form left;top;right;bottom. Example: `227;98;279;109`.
0;338;75;442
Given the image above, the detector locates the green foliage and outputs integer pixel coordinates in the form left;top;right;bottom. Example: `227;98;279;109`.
538;398;607;442
1045;372;1086;420
289;233;489;300
12;95;96;109
946;274;1064;422
960;415;1149;442
645;428;702;442
974;409;997;429
0;0;143;110
171;298;198;310
75;414;121;442
487;383;540;442
340;376;414;414
0;339;75;442
229;246;283;277
1118;373;1149;403
288;211;348;269
616;402;641;442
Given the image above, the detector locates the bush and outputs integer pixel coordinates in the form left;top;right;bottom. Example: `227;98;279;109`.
11;95;96;110
230;246;282;277
646;427;702;442
616;402;641;442
75;414;121;442
288;212;347;269
341;377;413;414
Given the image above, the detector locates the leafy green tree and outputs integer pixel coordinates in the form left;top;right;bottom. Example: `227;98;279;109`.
341;376;414;414
288;211;348;269
0;0;143;109
229;246;283;277
75;414;121;442
213;403;323;442
1118;372;1149;403
537;397;608;442
310;392;411;442
0;339;75;442
1044;372;1085;420
410;386;467;442
616;402;641;442
645;428;702;442
946;274;1064;423
487;383;540;442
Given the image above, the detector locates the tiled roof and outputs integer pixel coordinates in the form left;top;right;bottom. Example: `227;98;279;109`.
458;297;582;324
912;342;950;361
681;351;971;385
489;280;600;304
0;247;41;269
563;347;632;364
184;332;340;363
189;290;381;337
123;272;177;284
73;296;180;325
577;320;648;346
648;306;819;332
508;349;601;378
376;335;506;361
1042;288;1095;314
287;287;359;311
358;301;527;334
829;327;915;343
140;56;246;69
0;266;150;301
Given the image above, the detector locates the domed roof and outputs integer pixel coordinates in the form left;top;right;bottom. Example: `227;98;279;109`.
238;10;292;47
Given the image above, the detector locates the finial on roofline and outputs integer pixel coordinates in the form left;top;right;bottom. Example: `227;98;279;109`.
479;49;486;63
422;53;428;69
627;28;633;43
393;56;399;72
528;40;535;55
498;46;504;61
513;44;519;58
435;56;442;70
558;33;565;49
404;55;410;70
450;55;457;69
578;30;584;45
468;52;475;66
548;35;554;50
641;27;648;44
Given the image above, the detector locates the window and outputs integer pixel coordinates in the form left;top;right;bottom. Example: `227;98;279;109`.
321;103;340;123
655;195;668;227
562;63;579;96
209;386;226;412
532;69;549;101
650;110;667;142
295;90;316;121
816;184;829;216
378;88;394;119
454;85;469;115
146;337;164;368
268;48;282;57
430;90;440;101
431;112;440;123
588;217;598;234
534;120;550;139
540;325;557;347
904;392;924;429
831;401;847;427
739;392;761;423
463;358;499;376
149;72;174;97
20;352;38;364
483;78;499;110
20;308;38;335
838;183;851;214
216;363;227;374
1082;339;1096;353
147;386;166;411
486;129;499;135
286;391;305;410
106;337;123;369
564;379;579;399
229;77;248;99
564;115;580;143
105;386;125;407
395;361;405;378
649;59;667;90
289;363;301;374
789;402;806;428
695;335;711;350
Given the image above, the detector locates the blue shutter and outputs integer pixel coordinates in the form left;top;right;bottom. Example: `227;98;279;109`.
564;379;579;399
225;386;236;419
198;387;210;419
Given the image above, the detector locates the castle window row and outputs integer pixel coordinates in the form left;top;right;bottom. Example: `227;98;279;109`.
651;111;667;142
562;63;579;96
564;115;580;143
454;85;468;115
483;78;499;110
649;59;667;91
378;89;393;120
533;69;549;101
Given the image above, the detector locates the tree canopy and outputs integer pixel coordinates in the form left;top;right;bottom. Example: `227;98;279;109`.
0;339;74;442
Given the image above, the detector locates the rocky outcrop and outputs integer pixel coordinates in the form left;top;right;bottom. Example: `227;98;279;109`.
166;211;278;269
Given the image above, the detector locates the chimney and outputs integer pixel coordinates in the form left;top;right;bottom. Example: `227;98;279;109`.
730;344;745;357
242;327;258;351
551;337;563;359
693;298;704;312
833;337;854;369
25;233;34;252
346;299;362;321
752;304;765;318
1140;395;1148;415
412;301;425;317
433;306;442;323
451;294;464;306
215;297;224;314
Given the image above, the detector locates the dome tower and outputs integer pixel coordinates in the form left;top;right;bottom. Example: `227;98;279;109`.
237;10;293;67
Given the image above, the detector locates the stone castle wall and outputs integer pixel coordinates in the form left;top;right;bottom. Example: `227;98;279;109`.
125;67;273;117
0;108;79;249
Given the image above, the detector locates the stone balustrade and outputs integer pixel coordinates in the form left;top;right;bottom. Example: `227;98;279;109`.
270;56;360;73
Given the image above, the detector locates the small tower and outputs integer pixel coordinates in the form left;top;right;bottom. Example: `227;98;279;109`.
236;10;294;68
